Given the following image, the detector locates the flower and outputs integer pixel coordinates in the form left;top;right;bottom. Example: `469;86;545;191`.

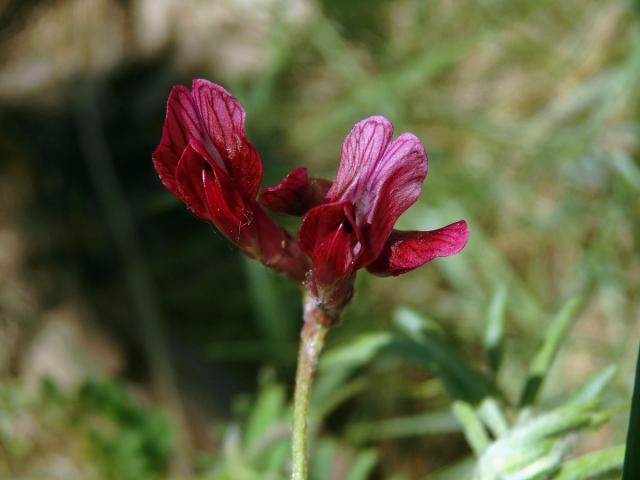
152;79;307;281
261;116;469;319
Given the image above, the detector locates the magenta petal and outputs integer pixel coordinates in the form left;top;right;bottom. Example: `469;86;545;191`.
175;145;209;220
203;167;257;254
298;201;351;258
363;132;428;261
298;202;361;313
259;167;332;216
326;116;393;202
367;220;469;276
191;79;262;198
203;168;308;281
313;218;360;279
310;222;358;311
321;116;428;265
251;206;309;281
152;85;203;197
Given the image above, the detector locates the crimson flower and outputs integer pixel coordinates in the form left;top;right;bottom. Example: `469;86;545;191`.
261;116;469;319
152;79;307;281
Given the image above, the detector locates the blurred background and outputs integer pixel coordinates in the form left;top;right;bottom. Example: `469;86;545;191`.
0;0;638;478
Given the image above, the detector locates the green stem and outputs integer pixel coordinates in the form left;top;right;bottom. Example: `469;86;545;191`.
291;300;331;480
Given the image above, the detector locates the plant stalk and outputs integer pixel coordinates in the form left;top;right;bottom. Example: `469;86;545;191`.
291;299;331;480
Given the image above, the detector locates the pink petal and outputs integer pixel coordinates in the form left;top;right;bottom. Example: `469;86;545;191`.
322;116;428;264
174;145;209;220
326;116;393;202
362;132;428;262
259;167;332;216
152;85;203;197
191;79;262;199
367;220;469;276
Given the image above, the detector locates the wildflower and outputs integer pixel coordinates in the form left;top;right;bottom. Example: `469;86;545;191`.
152;79;307;280
262;116;468;319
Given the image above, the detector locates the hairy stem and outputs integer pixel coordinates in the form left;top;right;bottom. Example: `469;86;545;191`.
291;299;331;480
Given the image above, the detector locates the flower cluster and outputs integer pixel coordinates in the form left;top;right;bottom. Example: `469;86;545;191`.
153;80;468;321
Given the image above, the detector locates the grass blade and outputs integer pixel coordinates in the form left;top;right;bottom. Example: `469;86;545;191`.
554;445;625;480
347;410;459;442
393;308;497;403
567;366;617;405
453;401;489;455
622;345;640;480
484;285;508;374
478;398;509;438
244;381;286;448
346;449;378;480
242;258;294;365
519;297;585;407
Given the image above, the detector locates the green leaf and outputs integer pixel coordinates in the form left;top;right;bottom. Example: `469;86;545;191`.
392;308;498;403
472;399;616;480
478;398;509;438
623;346;640;480
347;409;459;441
314;332;402;420
510;401;608;444
312;440;336;480
477;438;560;480
520;297;585;407
500;446;564;480
567;365;617;405
319;332;392;371
346;449;378;480
484;286;507;374
554;445;625;480
431;456;476;480
453;401;490;455
394;306;447;338
242;258;295;364
244;381;285;448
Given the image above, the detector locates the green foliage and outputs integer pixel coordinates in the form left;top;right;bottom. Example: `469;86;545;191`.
315;296;628;479
77;379;172;480
556;446;626;480
484;286;508;375
0;378;171;480
451;299;624;480
319;306;497;405
202;374;378;480
519;297;585;407
464;399;622;480
622;347;640;480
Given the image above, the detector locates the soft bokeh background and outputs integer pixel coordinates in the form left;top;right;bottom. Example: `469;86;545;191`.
0;0;638;478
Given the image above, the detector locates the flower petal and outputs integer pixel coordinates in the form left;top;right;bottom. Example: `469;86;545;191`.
203;166;257;254
326;116;393;202
259;167;332;216
298;202;361;312
298;201;350;257
175;144;209;220
361;132;428;261
152;85;203;197
312;220;359;280
191;79;262;198
310;223;358;311
203;168;308;281
367;220;469;276
251;204;309;281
